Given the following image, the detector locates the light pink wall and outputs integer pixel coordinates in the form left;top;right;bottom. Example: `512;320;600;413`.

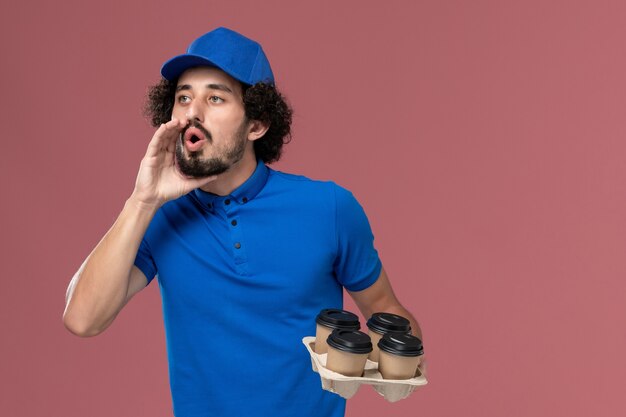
1;1;624;416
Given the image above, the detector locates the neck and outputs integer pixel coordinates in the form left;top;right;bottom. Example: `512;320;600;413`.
199;149;258;196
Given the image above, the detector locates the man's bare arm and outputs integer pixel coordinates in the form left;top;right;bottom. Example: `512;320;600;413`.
63;119;216;337
347;267;423;340
62;199;156;337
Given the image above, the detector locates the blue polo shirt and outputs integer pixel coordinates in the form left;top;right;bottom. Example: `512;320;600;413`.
134;160;382;417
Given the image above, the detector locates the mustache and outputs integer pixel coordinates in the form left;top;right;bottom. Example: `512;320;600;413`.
182;121;212;143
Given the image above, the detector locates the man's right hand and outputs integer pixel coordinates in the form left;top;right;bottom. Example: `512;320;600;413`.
131;118;217;209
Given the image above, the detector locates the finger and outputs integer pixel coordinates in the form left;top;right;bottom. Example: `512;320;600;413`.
167;118;190;154
166;125;183;155
146;118;186;156
144;121;175;157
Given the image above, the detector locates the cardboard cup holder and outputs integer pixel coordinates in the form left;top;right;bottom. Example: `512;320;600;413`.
302;336;427;402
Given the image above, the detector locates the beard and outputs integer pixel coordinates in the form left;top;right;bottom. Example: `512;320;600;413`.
175;120;248;178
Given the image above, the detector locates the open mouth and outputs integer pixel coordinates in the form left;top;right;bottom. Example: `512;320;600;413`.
183;126;209;151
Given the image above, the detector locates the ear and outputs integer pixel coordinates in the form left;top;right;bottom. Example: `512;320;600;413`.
246;119;270;141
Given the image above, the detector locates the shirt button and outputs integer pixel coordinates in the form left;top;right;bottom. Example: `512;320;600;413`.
234;242;241;249
242;197;248;203
225;199;231;205
231;220;237;226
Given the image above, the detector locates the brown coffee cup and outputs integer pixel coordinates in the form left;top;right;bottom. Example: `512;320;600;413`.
377;333;424;380
314;309;360;354
325;329;373;377
366;312;412;362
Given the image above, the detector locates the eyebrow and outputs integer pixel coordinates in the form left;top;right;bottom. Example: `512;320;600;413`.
175;83;234;94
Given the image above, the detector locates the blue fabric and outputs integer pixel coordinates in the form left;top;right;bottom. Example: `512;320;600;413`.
161;27;275;85
134;160;382;417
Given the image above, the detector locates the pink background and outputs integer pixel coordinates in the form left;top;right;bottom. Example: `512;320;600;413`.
1;1;624;416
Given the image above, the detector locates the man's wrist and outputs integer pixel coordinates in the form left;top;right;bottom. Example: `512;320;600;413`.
126;193;161;215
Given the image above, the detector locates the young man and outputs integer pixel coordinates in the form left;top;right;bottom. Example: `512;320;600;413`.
63;27;423;417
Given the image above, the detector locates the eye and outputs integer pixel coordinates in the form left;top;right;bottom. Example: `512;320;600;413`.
209;95;224;103
177;95;191;104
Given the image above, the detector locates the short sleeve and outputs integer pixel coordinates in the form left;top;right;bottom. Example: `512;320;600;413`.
134;237;157;286
333;184;382;291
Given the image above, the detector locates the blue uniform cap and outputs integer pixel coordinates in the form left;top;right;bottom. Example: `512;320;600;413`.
161;27;275;85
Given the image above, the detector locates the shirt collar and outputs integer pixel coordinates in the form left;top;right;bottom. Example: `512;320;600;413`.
192;160;269;209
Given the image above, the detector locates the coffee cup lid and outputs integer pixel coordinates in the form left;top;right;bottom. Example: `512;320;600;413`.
316;309;360;330
366;312;411;334
378;333;424;357
327;329;373;354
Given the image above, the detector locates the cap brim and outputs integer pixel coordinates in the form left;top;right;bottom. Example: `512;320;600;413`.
161;54;223;81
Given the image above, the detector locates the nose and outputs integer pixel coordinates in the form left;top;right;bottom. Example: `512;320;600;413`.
184;100;204;123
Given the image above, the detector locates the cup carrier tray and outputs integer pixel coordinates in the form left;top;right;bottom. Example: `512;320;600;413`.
302;336;427;402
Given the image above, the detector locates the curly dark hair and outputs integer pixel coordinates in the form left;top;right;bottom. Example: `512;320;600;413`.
143;78;293;164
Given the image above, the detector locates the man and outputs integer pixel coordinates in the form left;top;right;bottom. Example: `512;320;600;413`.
63;27;423;417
